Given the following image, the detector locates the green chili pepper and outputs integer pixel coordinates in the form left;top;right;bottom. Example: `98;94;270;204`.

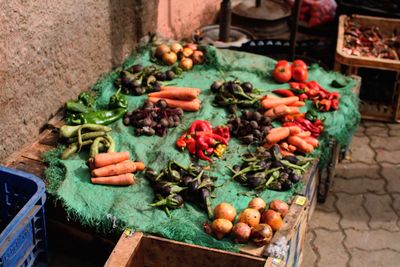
109;88;128;109
65;101;92;114
70;108;127;125
78;92;96;108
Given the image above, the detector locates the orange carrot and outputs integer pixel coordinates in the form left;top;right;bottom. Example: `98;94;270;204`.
161;86;201;95
133;161;145;172
288;144;297;152
280;149;294;157
287;136;314;153
288;101;305;107
148;97;201;111
94;151;130;168
303;137;319;148
91;173;135;186
288;126;302;135
261;96;299;109
91;160;136;177
148;89;199;101
264;105;300;119
265;127;290;144
295;131;311;138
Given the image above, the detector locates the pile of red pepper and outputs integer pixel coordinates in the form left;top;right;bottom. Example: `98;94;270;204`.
273;81;339;112
282;114;324;138
176;120;230;162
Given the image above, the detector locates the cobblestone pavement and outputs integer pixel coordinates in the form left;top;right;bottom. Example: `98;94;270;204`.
303;121;400;267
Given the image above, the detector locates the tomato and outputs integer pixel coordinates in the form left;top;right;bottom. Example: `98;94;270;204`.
292;59;307;69
292;66;308;82
272;65;292;83
275;60;290;68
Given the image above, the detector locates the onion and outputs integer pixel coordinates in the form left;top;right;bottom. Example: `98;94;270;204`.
170;43;183;54
184;43;198;51
182;47;194;58
251;224;273;246
248;198;266;213
269;200;289;218
162;52;177;66
261;209;283;231
179;58;193;71
155;44;170;58
214;202;237;222
238;208;261;228
211;218;233;240
232;222;251;243
191;50;204;64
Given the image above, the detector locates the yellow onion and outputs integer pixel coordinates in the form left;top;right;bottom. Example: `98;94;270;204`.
184;43;198;51
261;209;283;231
182;47;194;58
232;222;252;243
170;43;183;54
238;208;261;228
248;198;266;213
191;50;204;64
179;58;193;71
162;52;177;66
155;44;170;58
251;224;273;246
214;202;237;222
269;200;289;218
211;218;233;240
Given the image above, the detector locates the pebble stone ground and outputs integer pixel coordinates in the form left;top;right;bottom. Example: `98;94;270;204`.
303;121;400;267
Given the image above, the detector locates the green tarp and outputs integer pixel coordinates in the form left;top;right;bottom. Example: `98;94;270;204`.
43;46;359;252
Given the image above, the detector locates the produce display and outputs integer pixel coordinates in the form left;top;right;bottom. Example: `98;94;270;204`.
176;120;230;162
123;99;183;137
272;60;308;83
205;198;289;246
343;17;400;60
43;44;360;253
144;161;215;218
155;42;205;70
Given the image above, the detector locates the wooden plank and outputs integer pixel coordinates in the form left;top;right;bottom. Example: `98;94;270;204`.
38;128;59;147
142;235;266;267
46;108;65;129
7;157;45;178
20;142;54;162
105;232;144;267
262;196;308;258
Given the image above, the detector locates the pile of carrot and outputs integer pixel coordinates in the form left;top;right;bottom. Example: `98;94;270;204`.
264;126;319;156
148;86;202;112
88;151;145;186
261;95;305;119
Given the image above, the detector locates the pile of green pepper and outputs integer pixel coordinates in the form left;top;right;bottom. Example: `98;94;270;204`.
65;89;128;125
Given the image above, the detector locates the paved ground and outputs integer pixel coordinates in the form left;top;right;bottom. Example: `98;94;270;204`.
303;121;400;267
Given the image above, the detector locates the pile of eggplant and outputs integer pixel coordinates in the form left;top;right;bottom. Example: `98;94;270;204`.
145;161;216;218
115;64;180;95
230;145;313;191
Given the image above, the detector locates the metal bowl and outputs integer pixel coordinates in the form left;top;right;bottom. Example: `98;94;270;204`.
192;25;255;48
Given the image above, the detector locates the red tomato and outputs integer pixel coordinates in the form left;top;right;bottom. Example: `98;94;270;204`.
275;60;290;67
292;66;308;82
273;65;292;83
292;59;307;69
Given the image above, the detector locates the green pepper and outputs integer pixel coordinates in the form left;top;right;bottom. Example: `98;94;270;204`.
78;92;96;108
65;101;92;114
70;108;127;125
109;88;128;109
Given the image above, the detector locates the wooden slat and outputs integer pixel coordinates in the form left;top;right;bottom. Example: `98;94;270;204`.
105;232;144;267
20;142;55;162
39;128;59;147
7;157;45;178
262;196;308;258
142;235;266;267
46;108;65;129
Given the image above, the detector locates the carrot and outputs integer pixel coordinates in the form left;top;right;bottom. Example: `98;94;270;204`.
91;160;136;177
280;149;294;157
265;127;290;144
303;137;319;148
93;151;130;168
264;105;300;119
148;97;201;111
288;126;302;135
287;136;314;153
295;131;311;138
161;86;201;95
91;173;135;186
133;161;145;172
288;144;297;152
148;89;199;101
288;101;305;107
261;96;299;109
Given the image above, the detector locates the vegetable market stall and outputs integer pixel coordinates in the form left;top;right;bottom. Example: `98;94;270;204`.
4;45;360;266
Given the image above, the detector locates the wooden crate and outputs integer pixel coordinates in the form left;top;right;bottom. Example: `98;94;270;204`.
335;14;400;122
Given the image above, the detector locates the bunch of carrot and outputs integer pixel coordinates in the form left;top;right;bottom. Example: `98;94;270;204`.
261;95;305;119
264;126;319;156
147;86;202;112
88;151;145;186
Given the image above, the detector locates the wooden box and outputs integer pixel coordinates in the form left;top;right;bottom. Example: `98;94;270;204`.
335;14;400;122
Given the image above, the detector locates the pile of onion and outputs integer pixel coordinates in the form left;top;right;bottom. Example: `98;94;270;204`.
155;43;205;70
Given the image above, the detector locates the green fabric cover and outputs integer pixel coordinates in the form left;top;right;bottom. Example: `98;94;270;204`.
43;46;360;252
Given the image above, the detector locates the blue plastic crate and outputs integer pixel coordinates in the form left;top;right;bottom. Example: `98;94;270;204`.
0;165;47;267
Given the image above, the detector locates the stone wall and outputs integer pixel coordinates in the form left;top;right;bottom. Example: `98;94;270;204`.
0;0;158;162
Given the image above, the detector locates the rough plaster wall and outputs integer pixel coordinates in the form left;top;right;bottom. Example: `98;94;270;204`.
0;0;158;162
157;0;219;39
